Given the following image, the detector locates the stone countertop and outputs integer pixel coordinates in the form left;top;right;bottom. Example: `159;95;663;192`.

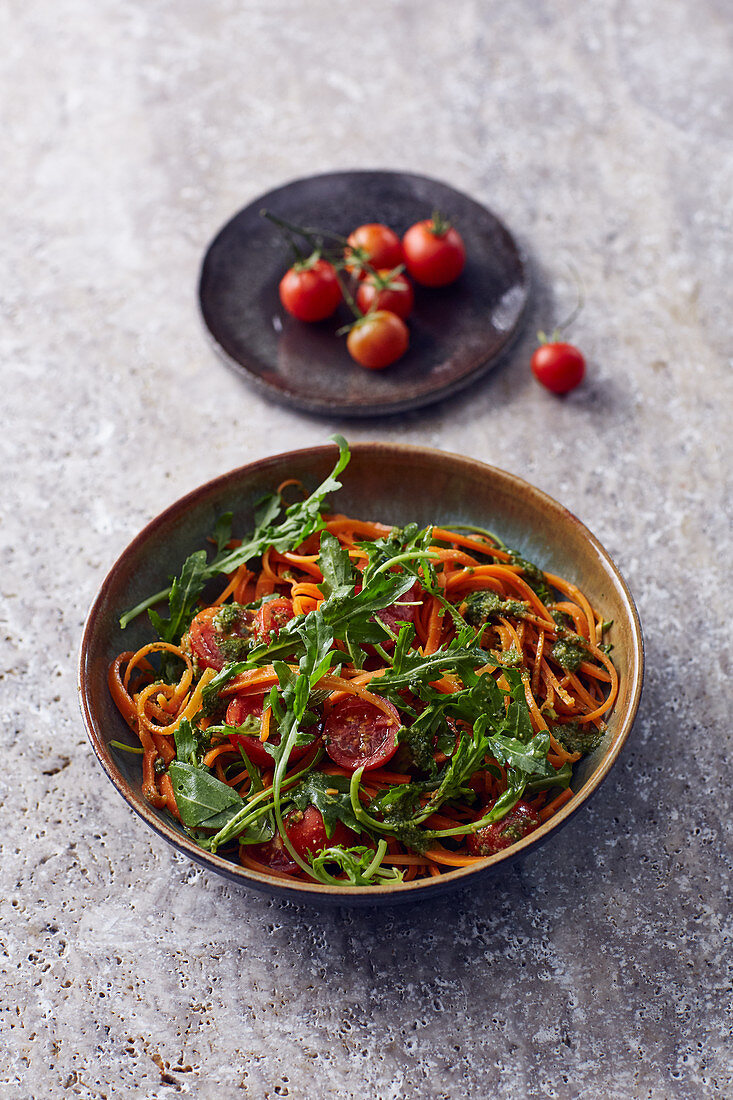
2;1;731;1097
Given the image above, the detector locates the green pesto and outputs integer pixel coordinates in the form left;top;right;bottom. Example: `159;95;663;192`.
462;589;529;626
554;722;603;755
550;635;587;672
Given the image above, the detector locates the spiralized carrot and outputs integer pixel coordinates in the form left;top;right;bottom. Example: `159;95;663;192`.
110;505;619;887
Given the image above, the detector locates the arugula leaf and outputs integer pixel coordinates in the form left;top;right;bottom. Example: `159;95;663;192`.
148;549;209;643
173;719;198;765
309;843;404;886
121;436;351;632
168;761;243;828
290;772;362;835
318;531;354;596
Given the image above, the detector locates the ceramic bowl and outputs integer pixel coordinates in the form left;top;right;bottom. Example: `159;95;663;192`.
79;443;644;906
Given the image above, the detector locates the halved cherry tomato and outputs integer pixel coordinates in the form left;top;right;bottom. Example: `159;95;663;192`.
346;310;409;370
466;800;541;856
279;255;342;322
324;695;400;771
186;606;252;672
226;692;318;769
402;214;465;287
253;597;294;643
345;223;404;278
530;342;585;394
356;268;414;320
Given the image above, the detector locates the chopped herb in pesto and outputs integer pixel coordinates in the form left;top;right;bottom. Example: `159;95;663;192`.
462;590;529;626
551;635;587;672
553;722;603;755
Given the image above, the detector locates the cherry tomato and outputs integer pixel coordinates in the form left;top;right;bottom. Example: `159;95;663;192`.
324;695;400;771
247;806;354;875
285;805;355;860
531;342;585;394
402;215;466;287
374;580;423;638
226;692;318;769
186;606;252;672
253;597;294;643
247;832;298;875
279;255;342;322
346;310;409;370
466;800;541;856
345;224;404;277
356;268;414;320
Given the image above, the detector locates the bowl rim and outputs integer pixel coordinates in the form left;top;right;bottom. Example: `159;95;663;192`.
78;441;644;902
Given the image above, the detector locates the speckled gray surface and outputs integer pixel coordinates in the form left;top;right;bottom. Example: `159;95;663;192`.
2;1;732;1097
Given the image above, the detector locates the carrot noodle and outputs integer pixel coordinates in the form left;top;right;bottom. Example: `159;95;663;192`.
110;502;619;886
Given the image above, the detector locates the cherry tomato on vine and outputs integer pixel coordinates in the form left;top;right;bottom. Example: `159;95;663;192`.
402;213;465;287
279;254;342;322
466;800;541;856
346;310;409;370
356;268;414;320
345;224;403;277
531;341;585;394
324;695;400;771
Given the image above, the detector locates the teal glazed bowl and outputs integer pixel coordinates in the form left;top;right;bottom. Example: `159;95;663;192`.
78;443;644;906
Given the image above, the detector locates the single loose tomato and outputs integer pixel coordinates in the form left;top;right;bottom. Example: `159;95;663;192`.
402;214;466;287
466;800;541;856
356;268;414;320
374;579;423;637
345;224;403;277
226;692;318;769
253;597;294;643
279;255;342;322
530;342;585;394
324;695;400;771
285;805;355;860
346;310;409;370
186;606;252;671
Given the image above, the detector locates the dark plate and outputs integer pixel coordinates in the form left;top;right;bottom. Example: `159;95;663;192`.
79;443;644;907
198;171;529;416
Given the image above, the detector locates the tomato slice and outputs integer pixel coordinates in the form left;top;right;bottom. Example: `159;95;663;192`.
466;800;541;856
225;693;318;769
187;606;252;671
253;597;294;643
324;695;400;771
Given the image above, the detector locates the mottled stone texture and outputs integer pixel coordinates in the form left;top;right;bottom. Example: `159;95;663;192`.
2;0;731;1097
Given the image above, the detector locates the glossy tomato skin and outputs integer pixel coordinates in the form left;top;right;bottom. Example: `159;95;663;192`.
324;695;400;771
253;597;294;643
346;310;409;370
402;219;466;287
186;606;252;672
530;342;585;394
279;258;342;322
374;579;423;637
345;224;403;277
226;692;318;769
247;832;298;875
285;805;355;860
356;269;414;320
466;800;541;856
